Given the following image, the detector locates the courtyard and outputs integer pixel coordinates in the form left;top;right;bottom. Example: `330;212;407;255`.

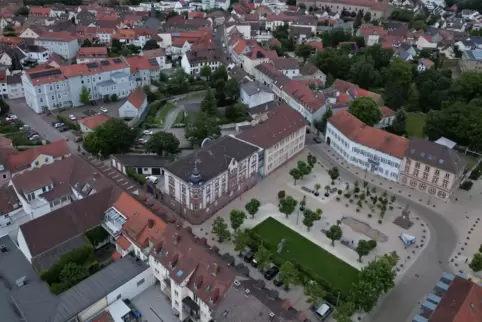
191;151;429;313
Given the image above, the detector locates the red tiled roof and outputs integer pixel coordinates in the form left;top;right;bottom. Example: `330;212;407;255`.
127;88;147;109
328;110;409;159
76;46;108;59
7;140;70;173
380;105;395;118
30;7;52;17
308;41;324;51
78;114;110;130
188;12;205;18
126;56;158;72
237;104;307;149
37;31;77;42
116;235;131;251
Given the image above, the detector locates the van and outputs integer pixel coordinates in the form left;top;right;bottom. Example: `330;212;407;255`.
146;176;159;184
313;303;333;321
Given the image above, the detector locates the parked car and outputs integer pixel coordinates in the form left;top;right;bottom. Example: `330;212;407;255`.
251;258;258;268
5;114;17;121
90;100;97;106
263;266;279;280
57;126;68;132
137;138;148;145
28;134;40;141
27;131;39;138
74;136;83;142
143;130;153;135
243;251;254;263
312;303;333;321
146;175;159;184
123;299;142;319
273;274;283;287
52;122;65;128
100;106;108;113
313;137;322;143
68;115;76;121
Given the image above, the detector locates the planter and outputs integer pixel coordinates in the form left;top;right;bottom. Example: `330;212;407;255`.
300;206;305;211
324;193;329;197
314;192;319;196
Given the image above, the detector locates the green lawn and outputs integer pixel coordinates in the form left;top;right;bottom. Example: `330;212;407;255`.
155;102;176;126
252;217;359;293
406;112;426;138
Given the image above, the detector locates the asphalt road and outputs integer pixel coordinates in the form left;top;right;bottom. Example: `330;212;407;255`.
307;143;458;322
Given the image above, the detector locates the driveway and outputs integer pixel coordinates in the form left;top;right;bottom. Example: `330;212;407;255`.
307;144;457;322
131;285;178;322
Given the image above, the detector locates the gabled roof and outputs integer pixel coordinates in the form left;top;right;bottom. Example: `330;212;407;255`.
237;104;307;149
78;114;110;130
126;87;147;109
7;139;70;173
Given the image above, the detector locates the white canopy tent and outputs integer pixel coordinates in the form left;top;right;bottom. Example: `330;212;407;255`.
399;233;416;248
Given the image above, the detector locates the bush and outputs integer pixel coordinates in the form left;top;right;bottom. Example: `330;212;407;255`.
85;226;109;247
126;168;147;185
460;180;474;191
356;208;360;212
354;187;360;193
344;193;351;198
338;190;342;195
110;93;118;102
278;190;286;199
470;168;482;180
368;214;372;218
336;197;341;201
389;206;393;210
378;220;382;224
324;193;329;197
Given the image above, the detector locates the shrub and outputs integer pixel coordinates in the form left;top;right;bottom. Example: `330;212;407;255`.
460;181;474;191
349;199;353;203
344;193;351;198
324;193;329;197
57;115;79;131
378;220;382;224
126;168;147;185
356;208;360;212
354;187;360;193
368;214;372;218
336;197;341;201
470;169;482;180
338;190;342;195
354;194;359;199
389;206;393;210
278;190;286;199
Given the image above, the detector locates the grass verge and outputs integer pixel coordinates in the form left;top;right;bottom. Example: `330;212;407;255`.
406;112;426;138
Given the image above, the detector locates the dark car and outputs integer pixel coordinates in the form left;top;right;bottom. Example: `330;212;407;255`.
57;126;68;132
264;266;279;280
313;137;322;143
243;250;254;263
273;274;283;287
74;136;83;143
90;100;97;106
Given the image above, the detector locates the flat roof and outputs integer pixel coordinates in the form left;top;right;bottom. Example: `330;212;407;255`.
108;299;131;322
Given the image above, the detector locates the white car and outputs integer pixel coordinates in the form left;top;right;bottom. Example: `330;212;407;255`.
143;130;153;135
68;115;76;121
146;176;159;184
100;107;108;113
5;114;17;121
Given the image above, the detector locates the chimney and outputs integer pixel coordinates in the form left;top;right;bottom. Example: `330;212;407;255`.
0;244;7;253
211;262;220;276
233;280;241;288
147;218;154;229
244;289;250;297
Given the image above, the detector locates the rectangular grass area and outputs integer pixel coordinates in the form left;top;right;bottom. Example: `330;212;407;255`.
406;112;426;138
252;217;359;293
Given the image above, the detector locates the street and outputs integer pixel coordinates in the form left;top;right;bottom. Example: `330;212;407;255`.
307;143;458;322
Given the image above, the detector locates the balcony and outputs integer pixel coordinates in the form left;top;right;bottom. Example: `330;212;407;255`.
161;278;172;298
102;207;126;237
182;297;200;321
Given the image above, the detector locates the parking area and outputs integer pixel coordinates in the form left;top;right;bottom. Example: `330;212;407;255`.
57;99;126;120
131;284;178;322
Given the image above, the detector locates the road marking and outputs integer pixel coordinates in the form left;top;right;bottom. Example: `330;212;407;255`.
127;185;134;190
122;181;129;185
112;174;119;179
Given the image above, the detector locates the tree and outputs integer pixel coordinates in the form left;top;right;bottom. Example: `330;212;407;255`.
391;108;407;135
302;208;320;231
230;209;247;231
349;56;381;90
304;282;326;306
297;160;311;178
333;301;356;322
233;230;250;255
296;44;313;62
325;225;342;246
363;11;371;22
143;39;160;50
299;3;306;10
328;166;339;182
225;103;247;122
245;198;261;218
224;78;240;100
348;97;382;126
212;217;231;242
383;59;413;110
211;65;228;84
289;168;303;185
82;39;92;47
278;196;298;218
167;69;190;94
83;119;137;157
59;262;89;288
145;131;180;156
200;65;212;80
311;48;352;80
470;253;482;272
200;89;217;116
279;261;299;288
410;20;428;31
254;244;272;271
185;111;221;145
15;6;29;16
356;240;371;262
79;86;90;105
354;10;363;29
307;153;317;167
110;94;118;102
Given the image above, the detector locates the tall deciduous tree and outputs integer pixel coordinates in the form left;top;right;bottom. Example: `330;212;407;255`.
83;119;137;157
278;196;298;218
279;261;299;288
230;209;247;231
145;131;180;156
143;39;160;50
200;89;217;116
356;240;371;262
245;198;261;218
383;59;413;110
470;253;482;272
325;225;342;246
224;78;240;100
79;86;90;105
233;230;250;255
289;168;302;185
200;65;212;80
348;97;382;126
296;44;314;62
254;244;272;271
304;281;326;306
302;208;321;231
349;56;381;90
185;111;221;144
212;217;231;242
391;108;407;135
297;160;311;178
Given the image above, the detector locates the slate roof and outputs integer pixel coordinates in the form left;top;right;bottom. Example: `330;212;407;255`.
164;136;259;184
241;81;272;96
112;154;174;168
0;185;21;216
405;138;465;174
